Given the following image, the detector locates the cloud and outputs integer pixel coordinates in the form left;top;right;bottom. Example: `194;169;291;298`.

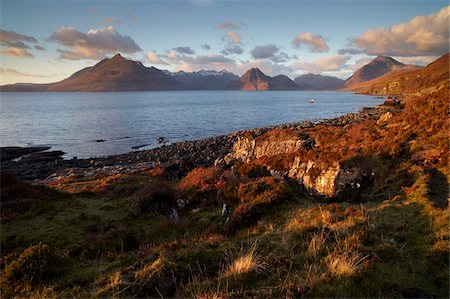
0;67;58;78
216;22;240;30
34;45;46;51
173;46;196;55
146;51;168;65
221;31;243;56
189;54;234;64
163;50;233;65
222;31;241;44
338;48;363;55
49;26;142;60
221;45;244;55
290;55;351;73
395;55;438;66
0;29;41;58
164;49;295;78
0;47;34;58
0;29;38;48
350;6;449;56
250;44;279;59
201;44;211;50
292;32;329;52
250;44;290;62
351;57;373;71
103;17;123;25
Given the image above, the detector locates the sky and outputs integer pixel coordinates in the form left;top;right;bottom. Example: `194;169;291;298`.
0;0;448;84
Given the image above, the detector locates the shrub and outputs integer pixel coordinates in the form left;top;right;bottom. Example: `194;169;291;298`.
237;163;270;178
225;178;288;233
0;243;59;297
131;180;175;216
0;172;61;218
178;166;220;191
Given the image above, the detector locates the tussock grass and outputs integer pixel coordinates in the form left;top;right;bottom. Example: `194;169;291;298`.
307;229;330;259
223;241;267;278
326;249;370;277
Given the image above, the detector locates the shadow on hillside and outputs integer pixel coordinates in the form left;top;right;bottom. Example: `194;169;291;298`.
426;168;448;210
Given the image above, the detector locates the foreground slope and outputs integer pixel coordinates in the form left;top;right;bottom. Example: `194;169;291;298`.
1;55;448;298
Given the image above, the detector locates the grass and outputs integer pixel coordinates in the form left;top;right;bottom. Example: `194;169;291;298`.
1;165;448;298
1;83;448;298
223;241;267;278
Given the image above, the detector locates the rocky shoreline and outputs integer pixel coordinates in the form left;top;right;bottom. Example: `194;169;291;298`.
1;102;397;184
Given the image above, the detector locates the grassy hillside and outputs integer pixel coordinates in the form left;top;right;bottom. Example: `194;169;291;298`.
345;53;449;95
1;56;449;297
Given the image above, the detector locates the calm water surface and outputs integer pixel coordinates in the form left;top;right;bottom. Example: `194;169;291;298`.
0;91;383;158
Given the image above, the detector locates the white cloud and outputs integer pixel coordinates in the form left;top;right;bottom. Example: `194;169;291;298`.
351;6;449;56
394;55;438;66
221;31;243;56
146;51;168;65
49;26;141;60
292;32;329;52
0;67;60;78
0;29;41;58
290;55;351;74
0;47;34;58
223;31;241;44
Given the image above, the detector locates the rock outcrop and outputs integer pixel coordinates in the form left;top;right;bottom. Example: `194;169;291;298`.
231;136;309;163
288;158;369;197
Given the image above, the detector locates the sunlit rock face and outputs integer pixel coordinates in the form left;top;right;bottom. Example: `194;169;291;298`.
231;134;366;197
232;137;306;163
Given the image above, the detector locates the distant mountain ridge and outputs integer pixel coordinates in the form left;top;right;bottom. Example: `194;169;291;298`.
232;68;299;90
165;69;240;90
345;53;449;94
1;54;179;92
294;73;345;90
2;53;445;92
344;55;420;87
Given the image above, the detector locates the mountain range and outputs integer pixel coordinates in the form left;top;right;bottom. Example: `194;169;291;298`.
0;53;434;92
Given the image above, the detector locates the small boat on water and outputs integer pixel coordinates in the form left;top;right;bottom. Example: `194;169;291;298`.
308;99;315;103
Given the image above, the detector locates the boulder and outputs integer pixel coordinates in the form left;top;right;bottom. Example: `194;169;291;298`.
376;112;393;126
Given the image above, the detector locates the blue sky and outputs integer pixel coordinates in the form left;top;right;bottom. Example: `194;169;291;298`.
0;0;448;84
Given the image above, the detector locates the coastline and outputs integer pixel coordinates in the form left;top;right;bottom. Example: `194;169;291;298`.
1;101;396;183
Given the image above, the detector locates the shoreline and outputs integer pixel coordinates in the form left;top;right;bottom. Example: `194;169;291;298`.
1;101;397;183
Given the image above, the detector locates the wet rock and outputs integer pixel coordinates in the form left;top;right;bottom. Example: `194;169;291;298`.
20;151;65;164
156;136;165;143
0;146;51;162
